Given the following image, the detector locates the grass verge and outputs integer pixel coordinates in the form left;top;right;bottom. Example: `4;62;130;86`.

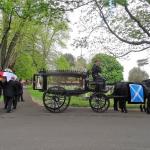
27;85;90;107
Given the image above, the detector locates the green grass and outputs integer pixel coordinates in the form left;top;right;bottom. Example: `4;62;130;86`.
27;85;142;109
69;96;89;107
27;85;43;105
27;85;90;107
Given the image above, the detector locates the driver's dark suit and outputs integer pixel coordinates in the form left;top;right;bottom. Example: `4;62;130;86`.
92;64;102;81
92;64;106;91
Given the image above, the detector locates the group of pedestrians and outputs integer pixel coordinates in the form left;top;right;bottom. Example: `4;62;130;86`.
0;68;24;113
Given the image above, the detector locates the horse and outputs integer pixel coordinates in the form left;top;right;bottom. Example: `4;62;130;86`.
113;82;129;113
141;79;150;113
113;81;150;113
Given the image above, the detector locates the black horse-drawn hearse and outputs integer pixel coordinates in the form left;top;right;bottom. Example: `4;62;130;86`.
33;70;150;113
33;70;110;113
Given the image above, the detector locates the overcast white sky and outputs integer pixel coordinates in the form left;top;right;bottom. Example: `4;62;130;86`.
60;8;150;81
118;51;150;80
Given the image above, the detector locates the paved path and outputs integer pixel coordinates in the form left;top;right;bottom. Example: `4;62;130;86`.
0;90;150;150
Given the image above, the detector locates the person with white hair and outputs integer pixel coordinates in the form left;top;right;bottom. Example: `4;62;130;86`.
0;68;18;112
4;68;13;73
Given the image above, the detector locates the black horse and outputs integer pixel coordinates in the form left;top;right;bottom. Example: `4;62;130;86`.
113;81;150;113
113;82;129;113
142;79;150;113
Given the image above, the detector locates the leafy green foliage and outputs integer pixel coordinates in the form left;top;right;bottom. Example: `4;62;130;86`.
0;0;64;23
63;53;75;67
89;53;123;83
116;0;127;5
14;52;37;79
55;55;71;70
0;0;68;68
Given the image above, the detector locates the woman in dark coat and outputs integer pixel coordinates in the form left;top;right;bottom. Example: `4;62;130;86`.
3;77;17;113
17;79;24;102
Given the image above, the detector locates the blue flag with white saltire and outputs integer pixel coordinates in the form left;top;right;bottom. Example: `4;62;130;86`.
129;84;144;103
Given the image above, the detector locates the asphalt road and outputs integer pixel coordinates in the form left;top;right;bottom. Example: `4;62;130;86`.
0;90;150;150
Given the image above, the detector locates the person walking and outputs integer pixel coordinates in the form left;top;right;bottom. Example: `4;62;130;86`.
13;79;20;109
4;77;17;113
17;79;24;102
0;77;8;109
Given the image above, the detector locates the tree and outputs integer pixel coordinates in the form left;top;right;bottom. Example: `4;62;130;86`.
89;53;123;83
14;52;37;79
26;22;69;69
2;0;148;71
0;0;68;69
128;67;149;82
75;56;87;71
72;0;150;57
63;53;75;67
55;55;71;70
12;23;48;72
95;0;150;56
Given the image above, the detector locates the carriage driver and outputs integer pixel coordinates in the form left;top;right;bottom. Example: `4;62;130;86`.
92;59;106;91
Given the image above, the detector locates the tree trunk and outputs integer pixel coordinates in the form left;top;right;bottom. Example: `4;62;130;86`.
4;31;21;68
0;12;12;69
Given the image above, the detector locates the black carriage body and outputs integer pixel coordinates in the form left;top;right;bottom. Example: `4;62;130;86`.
33;70;110;113
33;70;88;95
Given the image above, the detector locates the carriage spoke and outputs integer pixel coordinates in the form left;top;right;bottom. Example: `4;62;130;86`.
43;86;70;113
89;93;110;113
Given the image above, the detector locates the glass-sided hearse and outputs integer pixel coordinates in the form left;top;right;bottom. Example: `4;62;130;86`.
33;70;110;113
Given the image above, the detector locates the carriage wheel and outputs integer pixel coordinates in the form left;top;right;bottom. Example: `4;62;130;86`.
43;86;70;113
89;93;110;113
